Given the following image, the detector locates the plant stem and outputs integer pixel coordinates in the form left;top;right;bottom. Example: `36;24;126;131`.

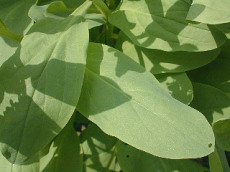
93;0;111;20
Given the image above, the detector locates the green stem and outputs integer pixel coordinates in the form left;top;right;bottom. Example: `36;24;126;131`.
0;29;23;43
0;20;23;43
93;0;111;20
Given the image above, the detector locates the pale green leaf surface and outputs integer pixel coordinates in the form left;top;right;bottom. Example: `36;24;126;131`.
0;1;91;164
109;0;226;52
155;72;193;104
77;43;215;159
28;2;105;29
209;146;230;172
190;83;230;151
0;153;39;172
187;0;230;24
117;142;206;172
81;125;120;172
40;118;83;172
116;33;220;74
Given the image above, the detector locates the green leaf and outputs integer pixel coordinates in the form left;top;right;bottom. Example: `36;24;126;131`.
190;83;230;151
40;118;83;172
29;2;105;29
188;45;230;99
216;24;230;39
77;43;215;159
213;119;230;152
116;33;220;74
209;146;230;172
0;153;39;172
117;142;207;172
0;118;83;172
155;72;193;104
81;125;120;172
0;0;35;66
187;0;230;25
0;1;91;164
108;0;226;52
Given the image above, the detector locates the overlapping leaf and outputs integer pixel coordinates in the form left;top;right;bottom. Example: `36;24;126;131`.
40;118;83;172
81;125;120;172
77;43;215;159
208;146;230;172
117;142;206;172
190;83;230;151
0;1;91;164
116;33;220;74
188;41;230;99
109;0;226;51
0;0;35;66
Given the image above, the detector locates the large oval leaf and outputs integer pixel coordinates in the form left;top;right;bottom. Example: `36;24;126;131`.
77;43;215;159
0;1;91;164
116;33;220;74
108;0;226;52
187;0;230;25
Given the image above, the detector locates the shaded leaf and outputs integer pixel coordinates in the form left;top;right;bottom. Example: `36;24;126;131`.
0;1;91;164
190;83;230;151
188;44;230;99
0;0;35;66
40;118;83;172
81;125;120;172
209;146;230;172
116;33;220;74
117;142;206;172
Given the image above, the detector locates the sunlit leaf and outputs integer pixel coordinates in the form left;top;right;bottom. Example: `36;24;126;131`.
77;43;215;159
187;0;230;24
109;0;226;51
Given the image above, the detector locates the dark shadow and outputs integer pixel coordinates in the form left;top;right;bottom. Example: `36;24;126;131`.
190;82;230;124
187;54;230;96
80;125;118;172
42;118;83;172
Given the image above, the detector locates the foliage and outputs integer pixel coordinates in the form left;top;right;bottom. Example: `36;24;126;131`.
0;0;230;171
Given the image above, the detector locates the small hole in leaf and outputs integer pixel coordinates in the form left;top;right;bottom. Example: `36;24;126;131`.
126;155;129;158
208;143;212;148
